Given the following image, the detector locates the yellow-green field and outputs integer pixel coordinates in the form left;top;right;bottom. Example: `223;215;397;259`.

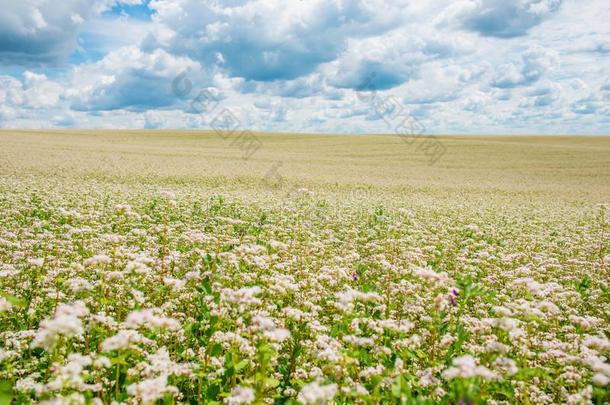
1;130;609;404
2;130;609;200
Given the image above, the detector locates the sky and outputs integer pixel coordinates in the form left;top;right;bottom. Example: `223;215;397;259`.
0;0;608;134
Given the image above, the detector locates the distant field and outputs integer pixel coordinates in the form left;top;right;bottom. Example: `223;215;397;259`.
1;130;610;404
1;130;609;202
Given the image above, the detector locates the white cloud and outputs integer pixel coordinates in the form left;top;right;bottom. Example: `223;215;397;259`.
68;46;200;111
0;0;144;64
491;45;559;88
0;0;609;134
145;0;414;81
453;0;563;38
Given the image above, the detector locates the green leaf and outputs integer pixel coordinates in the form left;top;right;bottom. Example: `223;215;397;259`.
293;341;302;358
514;367;548;380
489;382;515;399
111;355;128;366
0;380;13;405
391;376;402;397
211;343;223;357
235;360;249;371
265;377;280;388
207;384;220;399
202;277;212;294
0;294;26;308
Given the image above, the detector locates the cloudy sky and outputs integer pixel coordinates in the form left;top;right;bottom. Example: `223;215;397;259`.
0;0;608;134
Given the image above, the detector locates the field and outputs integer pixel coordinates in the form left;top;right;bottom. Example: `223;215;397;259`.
1;130;610;404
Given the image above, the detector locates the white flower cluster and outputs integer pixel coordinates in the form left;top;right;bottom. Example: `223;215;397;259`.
32;301;89;351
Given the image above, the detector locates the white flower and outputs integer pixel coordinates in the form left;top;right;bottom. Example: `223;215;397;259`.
140;347;193;378
31;301;89;351
28;258;44;267
127;375;178;404
44;353;101;393
359;364;384;379
413;267;452;284
15;375;44;396
0;297;12;312
67;277;93;293
224;386;255;404
163;277;187;291
342;335;375;347
264;328;291;342
93;356;112;369
593;373;609;386
84;254;111;266
583;335;610;351
440;334;455;348
252;314;276;330
160;190;176;201
297;381;338;405
124;309;180;331
493;357;518;375
125;260;152;274
221;286;263;311
101;330;153;352
334;288;381;312
442;355;498;381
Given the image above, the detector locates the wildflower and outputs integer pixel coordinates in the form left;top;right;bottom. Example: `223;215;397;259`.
297;381;338;404
93;356;112;369
450;288;459;306
84;255;111;267
31;301;89;351
45;353;101;393
221;286;263;311
101;330;153;352
225;386;255;404
413;266;449;282
440;334;456;348
163;277;187;291
342;335;375;347
417;368;440;388
593;373;609;386
0;297;12;312
442;355;497;381
566;386;592;405
251;314;275;330
378;319;414;333
115;203;133;214
583;335;610;351
67;277;93;293
160;190;176;201
492;306;513;317
124;309;180;331
264;328;291;342
359;364;385;379
334;288;381;312
125;259;152;274
28;258;44;267
493;357;518;375
140;347;193;378
127;375;178;404
15;376;44;396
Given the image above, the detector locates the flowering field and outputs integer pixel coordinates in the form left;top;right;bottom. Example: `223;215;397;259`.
1;131;610;404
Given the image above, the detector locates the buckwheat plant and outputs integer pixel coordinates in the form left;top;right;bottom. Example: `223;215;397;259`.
1;174;609;404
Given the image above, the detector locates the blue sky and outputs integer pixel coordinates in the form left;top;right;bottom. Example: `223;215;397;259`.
0;0;608;134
